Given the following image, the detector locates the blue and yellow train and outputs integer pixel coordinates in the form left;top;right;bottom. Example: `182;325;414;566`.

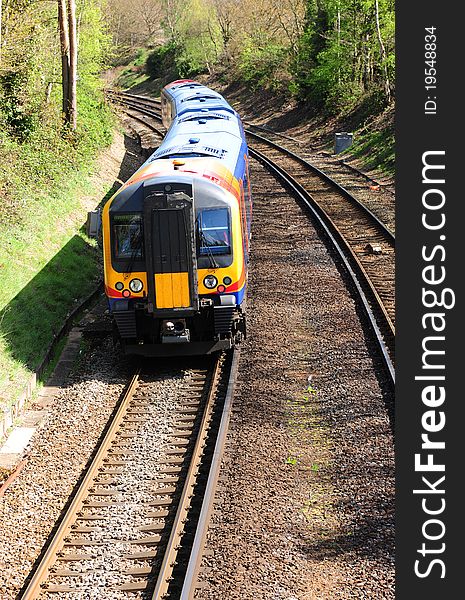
101;80;252;355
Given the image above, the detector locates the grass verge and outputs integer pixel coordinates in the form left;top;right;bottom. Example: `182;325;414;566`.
344;107;395;175
0;101;115;411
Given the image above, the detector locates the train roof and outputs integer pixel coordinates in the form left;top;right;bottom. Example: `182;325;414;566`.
164;81;222;100
162;81;235;119
149;110;242;171
150;82;247;176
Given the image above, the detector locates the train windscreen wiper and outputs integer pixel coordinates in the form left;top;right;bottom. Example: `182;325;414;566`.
195;216;219;269
124;231;143;276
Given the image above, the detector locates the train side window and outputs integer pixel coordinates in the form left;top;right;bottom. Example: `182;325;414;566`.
197;208;231;255
113;213;144;259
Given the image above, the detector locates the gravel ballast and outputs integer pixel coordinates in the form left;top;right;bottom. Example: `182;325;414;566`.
0;114;394;599
196;161;395;599
0;341;132;597
0;342;212;598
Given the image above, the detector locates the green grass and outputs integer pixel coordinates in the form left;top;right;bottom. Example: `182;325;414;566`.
336;100;395;176
347;125;395;175
114;47;151;90
0;174;102;409
117;68;150;90
0;95;114;410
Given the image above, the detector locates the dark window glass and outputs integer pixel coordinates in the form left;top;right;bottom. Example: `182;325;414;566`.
113;213;144;260
198;208;231;256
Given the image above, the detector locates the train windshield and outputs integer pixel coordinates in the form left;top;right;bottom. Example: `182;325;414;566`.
113;213;144;260
197;208;231;257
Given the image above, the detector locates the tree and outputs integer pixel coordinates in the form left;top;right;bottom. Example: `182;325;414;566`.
67;0;77;130
58;0;70;117
105;0;165;52
138;0;164;39
374;0;391;102
57;0;77;130
292;0;394;110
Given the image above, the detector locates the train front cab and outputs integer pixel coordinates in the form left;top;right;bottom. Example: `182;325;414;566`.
104;175;247;356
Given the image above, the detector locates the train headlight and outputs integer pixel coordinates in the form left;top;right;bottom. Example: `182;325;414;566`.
203;275;218;289
129;278;143;293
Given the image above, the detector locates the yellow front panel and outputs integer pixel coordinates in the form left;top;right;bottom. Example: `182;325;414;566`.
155;272;190;308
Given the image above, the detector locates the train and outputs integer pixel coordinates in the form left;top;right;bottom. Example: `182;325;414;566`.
98;80;252;356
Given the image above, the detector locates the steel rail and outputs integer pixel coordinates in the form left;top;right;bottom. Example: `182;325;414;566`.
246;125;395;195
250;147;395;385
335;157;395;195
111;92;302;146
152;353;227;598
120;108;165;139
247;130;395;242
244;121;305;145
245;131;395;336
117;100;163;124
106;90;161;106
180;348;240;599
20;369;141;599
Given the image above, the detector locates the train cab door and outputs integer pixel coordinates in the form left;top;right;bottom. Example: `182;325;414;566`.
143;182;198;313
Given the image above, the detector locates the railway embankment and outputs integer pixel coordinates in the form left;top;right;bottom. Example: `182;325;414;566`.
0;128;147;457
1;91;395;598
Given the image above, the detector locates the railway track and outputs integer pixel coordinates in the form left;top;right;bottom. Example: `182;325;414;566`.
107;90;395;194
245;122;395;195
21;350;238;599
250;148;394;383
106;91;395;381
248;134;395;322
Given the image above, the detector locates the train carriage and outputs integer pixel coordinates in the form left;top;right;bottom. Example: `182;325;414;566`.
101;81;252;356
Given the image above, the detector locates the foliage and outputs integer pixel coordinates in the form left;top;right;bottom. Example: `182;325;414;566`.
116;66;150;90
238;39;289;90
132;0;222;80
108;0;305;83
106;0;394;116
171;0;222;77
133;48;150;67
0;0;114;214
145;42;179;80
0;0;115;406
293;0;395;112
0;69;36;139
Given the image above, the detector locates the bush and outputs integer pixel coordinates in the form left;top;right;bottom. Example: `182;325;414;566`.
238;40;289;90
146;43;179;80
0;69;36;140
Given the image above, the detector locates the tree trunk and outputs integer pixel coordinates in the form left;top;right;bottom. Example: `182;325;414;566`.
58;0;70;119
67;0;77;130
374;0;391;103
0;0;3;65
336;6;341;84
